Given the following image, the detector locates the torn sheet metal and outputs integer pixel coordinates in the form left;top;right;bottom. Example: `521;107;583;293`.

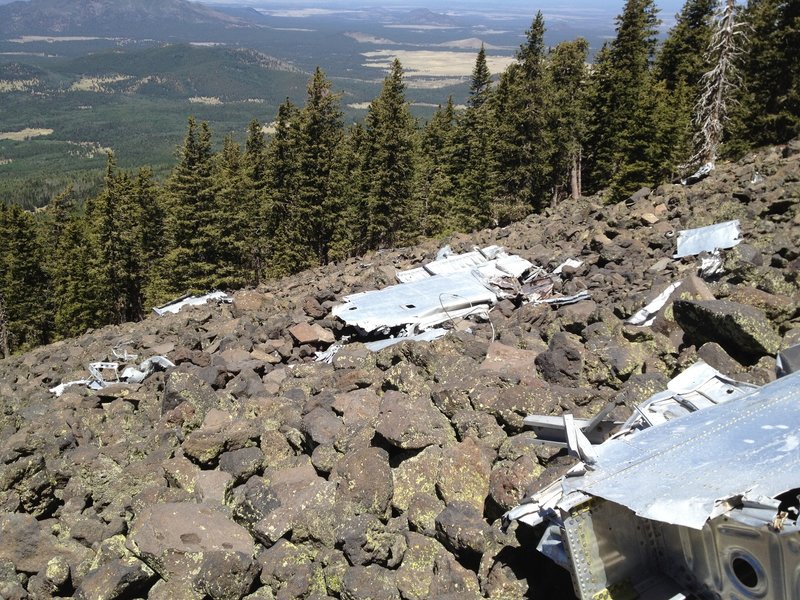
332;270;496;335
680;161;714;185
364;327;449;351
121;355;175;383
152;291;231;316
533;290;591;306
50;355;174;396
506;363;800;600
552;258;583;274
622;360;758;430
627;281;682;326
697;250;724;277
674;219;741;258
395;246;534;283
566;370;800;529
523;403;621;447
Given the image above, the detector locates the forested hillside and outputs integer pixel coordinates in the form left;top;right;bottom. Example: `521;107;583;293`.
1;0;798;357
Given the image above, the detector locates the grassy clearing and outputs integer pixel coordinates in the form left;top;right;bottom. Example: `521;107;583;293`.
362;49;514;78
0;128;54;141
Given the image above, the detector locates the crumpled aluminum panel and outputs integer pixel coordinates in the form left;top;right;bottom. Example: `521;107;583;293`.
564;370;800;529
332;271;497;334
674;220;742;258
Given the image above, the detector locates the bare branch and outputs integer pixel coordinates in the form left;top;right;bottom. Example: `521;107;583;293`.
682;0;747;171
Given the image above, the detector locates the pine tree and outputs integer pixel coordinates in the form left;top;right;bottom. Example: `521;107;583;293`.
212;136;251;289
492;12;555;213
243;119;268;283
327;123;367;261
0;203;49;352
584;0;661;201
416;98;457;236
489;64;529;223
362;59;417;249
153;117;218;301
549;38;590;201
469;44;493;110
736;0;800;146
264;99;302;278
449;48;498;230
656;0;717;90
296;67;345;266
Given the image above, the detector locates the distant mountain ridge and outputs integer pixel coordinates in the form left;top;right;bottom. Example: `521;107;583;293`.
0;0;253;36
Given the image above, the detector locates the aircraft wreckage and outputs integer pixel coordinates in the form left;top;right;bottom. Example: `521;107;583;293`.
504;349;800;600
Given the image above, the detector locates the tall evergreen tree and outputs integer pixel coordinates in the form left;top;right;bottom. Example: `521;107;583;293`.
450;48;498;230
264;99;301;277
492;12;555;213
469;44;493;110
549;38;590;200
212;136;252;289
584;0;661;201
736;0;800;146
296;67;345;266
362;59;417;249
152;117;218;301
327;123;367;261
416;98;458;235
0;203;49;352
656;0;717;90
243;119;268;283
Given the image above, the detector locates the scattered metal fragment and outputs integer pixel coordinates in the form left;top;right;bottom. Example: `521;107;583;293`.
152;291;231;316
332;271;497;335
552;258;583;274
674;219;742;258
697;250;725;277
533;290;591;306
364;327;448;351
505;362;800;600
680;161;715;185
50;355;174;397
627;281;682;326
332;247;589;352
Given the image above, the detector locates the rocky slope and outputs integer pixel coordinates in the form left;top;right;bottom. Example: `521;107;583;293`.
0;140;798;599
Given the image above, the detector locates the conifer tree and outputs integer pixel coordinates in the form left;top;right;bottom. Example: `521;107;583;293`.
584;0;661;201
684;0;745;168
450;48;498;230
0;203;49;352
549;38;590;200
152;117;218;301
736;0;799;146
327;123;367;260
212;136;252;289
296;67;345;266
492;12;554;213
243;119;268;283
656;0;717;90
469;44;492;110
362;59;417;249
416;98;457;236
264;99;301;277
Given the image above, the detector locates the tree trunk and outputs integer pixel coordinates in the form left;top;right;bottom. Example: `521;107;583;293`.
570;152;582;199
0;292;9;359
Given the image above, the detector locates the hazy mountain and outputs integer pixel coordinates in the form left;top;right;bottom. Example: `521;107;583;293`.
0;0;255;36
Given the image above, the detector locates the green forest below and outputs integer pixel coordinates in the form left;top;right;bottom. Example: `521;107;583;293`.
1;0;798;357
